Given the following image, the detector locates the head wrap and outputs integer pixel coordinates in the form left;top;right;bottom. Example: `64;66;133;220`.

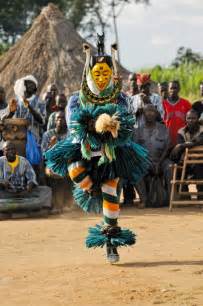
136;73;151;86
14;75;38;99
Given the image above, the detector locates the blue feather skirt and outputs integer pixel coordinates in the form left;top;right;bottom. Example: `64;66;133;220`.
45;138;150;213
86;224;136;248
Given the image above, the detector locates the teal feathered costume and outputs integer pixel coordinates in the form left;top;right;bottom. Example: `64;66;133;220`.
45;40;150;263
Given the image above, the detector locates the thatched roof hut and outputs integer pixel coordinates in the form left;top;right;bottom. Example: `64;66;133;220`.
0;3;129;100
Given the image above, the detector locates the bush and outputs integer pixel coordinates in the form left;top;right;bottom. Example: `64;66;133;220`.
141;63;203;102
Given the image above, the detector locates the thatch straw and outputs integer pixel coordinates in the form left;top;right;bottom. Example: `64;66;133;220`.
0;3;128;100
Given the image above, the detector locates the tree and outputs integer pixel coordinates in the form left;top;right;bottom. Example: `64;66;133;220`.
172;46;203;67
71;0;150;39
0;0;66;43
0;0;149;44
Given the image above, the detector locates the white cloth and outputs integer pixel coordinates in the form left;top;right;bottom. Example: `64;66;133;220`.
14;75;38;100
129;93;164;128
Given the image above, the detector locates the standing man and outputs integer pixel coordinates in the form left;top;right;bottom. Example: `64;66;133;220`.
122;73;139;206
2;76;46;180
163;80;191;146
134;104;172;207
42;111;68;213
47;94;67;130
123;73;139;206
0;86;7;111
130;73;164;128
43;83;58;121
0;86;8;156
41;111;67;153
158;82;168;100
127;73;139;96
45;40;150;263
3;75;46;143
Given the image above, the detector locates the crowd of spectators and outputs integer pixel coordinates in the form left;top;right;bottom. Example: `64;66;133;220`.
0;72;203;212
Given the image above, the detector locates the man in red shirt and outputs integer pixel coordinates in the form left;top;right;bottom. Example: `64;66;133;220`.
163;80;191;145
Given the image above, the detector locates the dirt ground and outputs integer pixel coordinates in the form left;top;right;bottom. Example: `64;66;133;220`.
0;206;203;306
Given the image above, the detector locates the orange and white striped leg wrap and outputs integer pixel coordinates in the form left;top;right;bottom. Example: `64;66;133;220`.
68;161;93;191
101;178;119;226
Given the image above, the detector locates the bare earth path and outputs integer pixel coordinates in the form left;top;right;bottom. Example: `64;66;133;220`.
0;207;203;306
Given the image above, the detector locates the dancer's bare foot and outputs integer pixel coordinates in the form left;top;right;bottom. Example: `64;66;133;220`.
106;243;120;264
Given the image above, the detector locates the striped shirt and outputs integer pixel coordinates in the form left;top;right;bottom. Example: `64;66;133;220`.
129;93;164;128
0;156;37;190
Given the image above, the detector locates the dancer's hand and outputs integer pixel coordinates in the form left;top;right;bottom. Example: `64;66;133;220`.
49;136;57;148
87;119;96;132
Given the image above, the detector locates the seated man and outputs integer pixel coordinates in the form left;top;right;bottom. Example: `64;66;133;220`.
0;141;37;193
171;109;203;193
0;142;51;211
134;104;172;207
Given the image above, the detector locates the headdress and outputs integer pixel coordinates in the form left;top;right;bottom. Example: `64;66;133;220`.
14;75;38;99
136;73;151;86
80;34;121;105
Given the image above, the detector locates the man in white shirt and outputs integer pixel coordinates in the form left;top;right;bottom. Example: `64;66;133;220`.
129;73;164;128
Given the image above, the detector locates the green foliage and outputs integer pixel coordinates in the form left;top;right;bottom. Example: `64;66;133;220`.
172;46;203;67
0;0;66;43
0;0;149;43
142;62;203;102
0;42;11;55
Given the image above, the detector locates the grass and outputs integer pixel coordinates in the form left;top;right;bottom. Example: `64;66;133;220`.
141;63;203;102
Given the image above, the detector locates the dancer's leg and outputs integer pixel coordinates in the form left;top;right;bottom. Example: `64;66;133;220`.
101;178;120;263
68;161;93;191
86;176;135;259
102;178;120;226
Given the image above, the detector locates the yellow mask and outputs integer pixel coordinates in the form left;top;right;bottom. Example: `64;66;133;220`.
91;62;112;91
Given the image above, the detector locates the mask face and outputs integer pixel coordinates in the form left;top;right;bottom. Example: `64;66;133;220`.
91;62;112;91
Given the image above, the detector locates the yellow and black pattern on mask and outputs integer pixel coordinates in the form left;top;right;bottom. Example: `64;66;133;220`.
80;77;121;105
80;39;121;105
91;62;112;92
